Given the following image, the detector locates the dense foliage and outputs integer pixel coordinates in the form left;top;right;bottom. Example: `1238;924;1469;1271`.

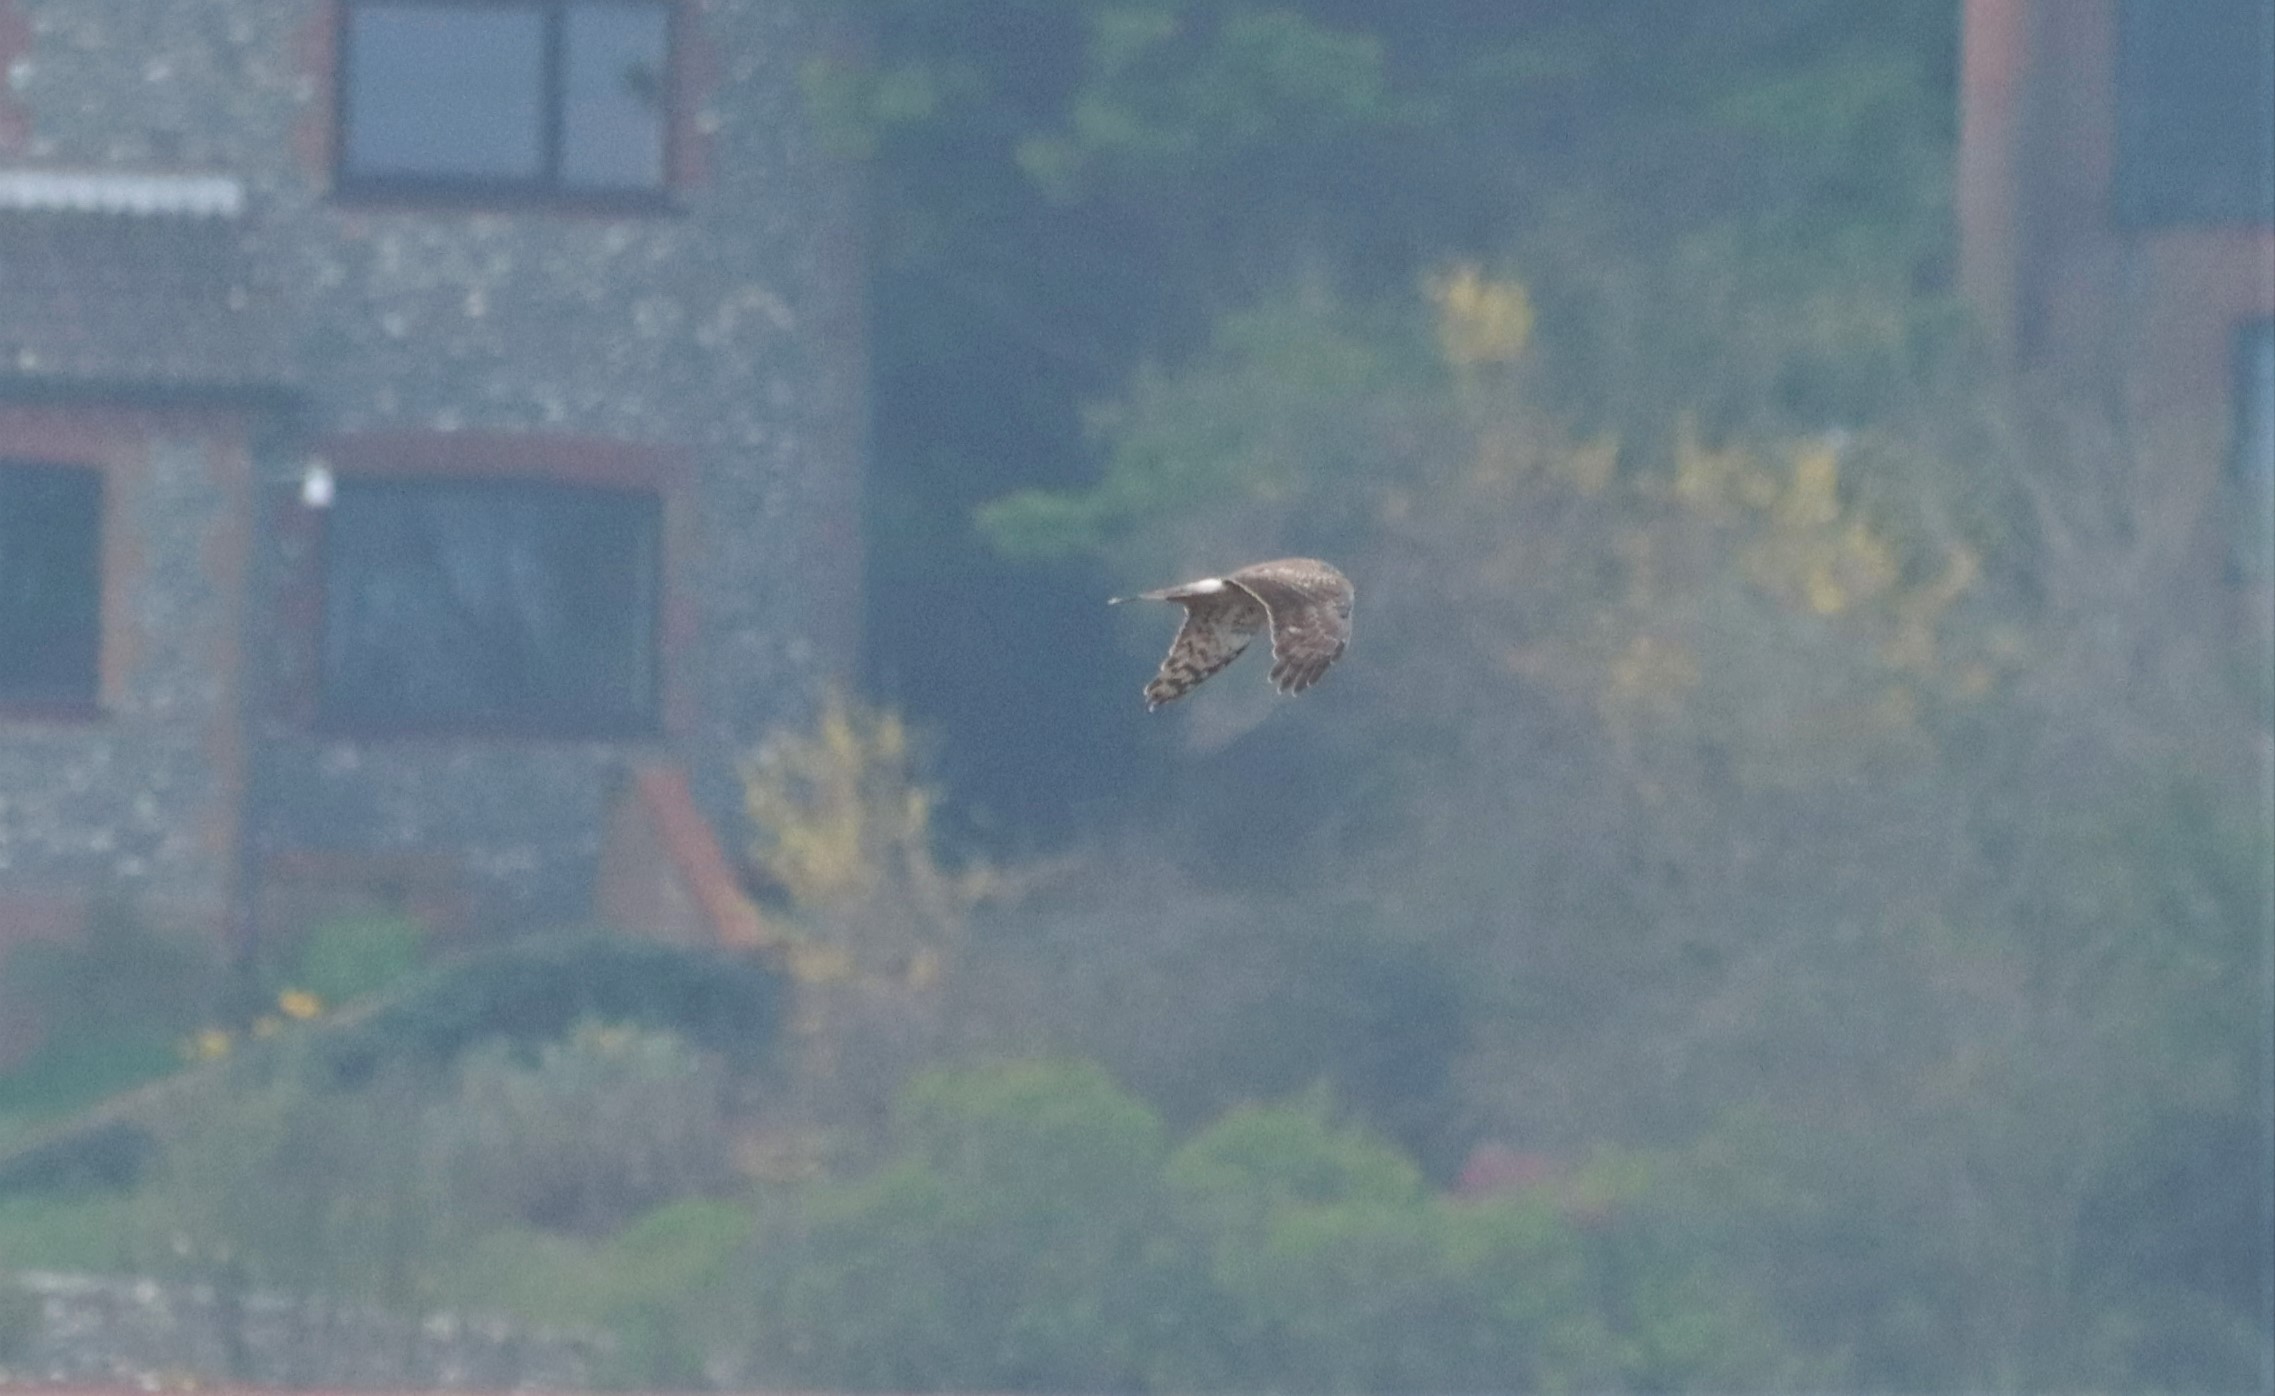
4;2;2269;1390
837;1;2271;1386
737;1061;1788;1390
844;0;1960;827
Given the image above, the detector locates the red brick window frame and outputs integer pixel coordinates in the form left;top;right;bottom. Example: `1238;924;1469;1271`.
290;431;694;740
330;0;684;210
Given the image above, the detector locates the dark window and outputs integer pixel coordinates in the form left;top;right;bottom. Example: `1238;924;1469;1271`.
320;478;661;734
2115;0;2275;227
338;0;672;200
2236;320;2275;582
0;462;102;710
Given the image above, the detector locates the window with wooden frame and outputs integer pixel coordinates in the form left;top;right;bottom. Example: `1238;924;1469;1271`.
318;477;662;735
335;0;674;204
0;461;102;712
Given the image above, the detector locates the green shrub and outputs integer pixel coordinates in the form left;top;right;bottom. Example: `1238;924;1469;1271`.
0;1275;38;1368
0;898;217;1119
0;1036;181;1123
0;1118;154;1198
0;1191;140;1273
736;1060;1785;1391
127;1018;747;1325
1165;1099;1633;1391
957;892;1471;1175
741;1059;1181;1390
435;1199;755;1387
289;913;428;1007
313;933;784;1086
426;1025;737;1236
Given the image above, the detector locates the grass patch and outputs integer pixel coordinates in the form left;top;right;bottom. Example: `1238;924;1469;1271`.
0;1190;141;1273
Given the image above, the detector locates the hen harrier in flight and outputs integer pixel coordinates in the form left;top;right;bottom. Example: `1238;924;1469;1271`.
1111;557;1354;710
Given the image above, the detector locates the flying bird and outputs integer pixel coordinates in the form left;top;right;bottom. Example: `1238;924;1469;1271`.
1110;557;1353;710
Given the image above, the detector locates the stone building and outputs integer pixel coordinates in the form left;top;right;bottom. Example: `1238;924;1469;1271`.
0;0;865;1013
1956;0;2274;584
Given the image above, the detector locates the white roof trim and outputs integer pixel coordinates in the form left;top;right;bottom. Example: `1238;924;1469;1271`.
0;170;245;216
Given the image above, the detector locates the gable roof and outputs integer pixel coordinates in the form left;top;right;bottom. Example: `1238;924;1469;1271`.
0;174;291;401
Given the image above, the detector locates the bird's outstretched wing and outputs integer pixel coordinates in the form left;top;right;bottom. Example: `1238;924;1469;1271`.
1131;588;1266;709
1226;559;1354;695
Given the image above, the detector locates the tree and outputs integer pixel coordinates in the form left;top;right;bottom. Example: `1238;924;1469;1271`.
809;6;2271;1385
837;0;1959;834
946;243;2270;1388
